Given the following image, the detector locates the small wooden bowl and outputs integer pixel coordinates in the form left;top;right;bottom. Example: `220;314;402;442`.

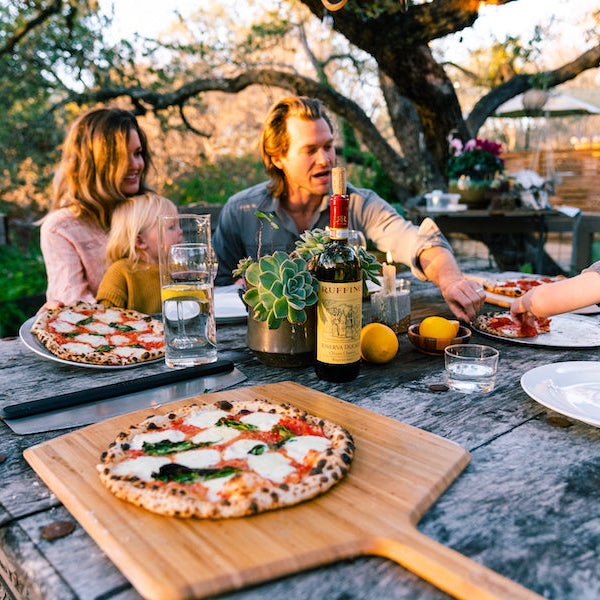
407;324;472;356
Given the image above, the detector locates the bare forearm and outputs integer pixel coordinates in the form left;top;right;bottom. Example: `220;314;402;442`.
419;246;463;293
515;271;600;317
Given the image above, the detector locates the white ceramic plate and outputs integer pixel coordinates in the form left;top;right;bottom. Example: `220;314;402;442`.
19;316;163;370
521;361;600;428
214;285;247;324
473;312;600;348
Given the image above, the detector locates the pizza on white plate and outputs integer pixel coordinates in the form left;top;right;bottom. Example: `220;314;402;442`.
30;303;164;366
473;311;551;339
97;398;355;519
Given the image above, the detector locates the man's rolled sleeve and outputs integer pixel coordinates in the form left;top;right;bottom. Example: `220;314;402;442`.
408;217;453;281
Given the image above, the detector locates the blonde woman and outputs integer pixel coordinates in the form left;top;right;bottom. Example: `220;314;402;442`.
96;193;179;315
40;107;154;309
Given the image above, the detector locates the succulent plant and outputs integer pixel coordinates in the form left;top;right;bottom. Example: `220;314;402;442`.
242;251;318;329
294;228;382;295
236;228;382;329
294;228;331;261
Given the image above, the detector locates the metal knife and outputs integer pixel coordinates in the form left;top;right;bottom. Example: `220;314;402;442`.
2;361;247;435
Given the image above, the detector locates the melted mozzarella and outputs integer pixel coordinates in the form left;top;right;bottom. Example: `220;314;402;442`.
284;435;331;463
191;426;239;445
50;320;78;334
138;333;163;344
113;456;170;481
184;409;228;429
202;475;234;502
129;429;186;450
113;346;148;359
62;342;95;355
222;439;267;460
126;319;151;332
74;333;107;347
86;322;115;335
247;452;294;483
95;309;124;324
172;449;221;470
59;309;89;324
109;334;132;346
239;411;281;431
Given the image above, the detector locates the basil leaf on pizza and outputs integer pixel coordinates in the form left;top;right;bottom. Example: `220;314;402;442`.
97;398;355;519
30;303;164;366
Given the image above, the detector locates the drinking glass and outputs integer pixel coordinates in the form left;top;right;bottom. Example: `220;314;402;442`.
445;344;499;393
158;214;217;368
347;229;367;255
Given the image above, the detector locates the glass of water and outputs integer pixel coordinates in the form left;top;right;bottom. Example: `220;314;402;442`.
158;214;218;368
444;344;499;393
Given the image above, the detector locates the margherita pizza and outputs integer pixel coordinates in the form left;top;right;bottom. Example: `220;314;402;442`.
483;276;563;298
31;303;164;366
97;398;354;519
473;311;551;339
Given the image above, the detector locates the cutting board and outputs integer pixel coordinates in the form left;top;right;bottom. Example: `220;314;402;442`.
24;382;543;600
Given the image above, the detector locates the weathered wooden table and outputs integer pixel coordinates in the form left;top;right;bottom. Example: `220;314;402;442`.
1;276;599;600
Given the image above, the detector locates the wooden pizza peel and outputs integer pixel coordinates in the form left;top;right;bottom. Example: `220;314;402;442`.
24;382;544;600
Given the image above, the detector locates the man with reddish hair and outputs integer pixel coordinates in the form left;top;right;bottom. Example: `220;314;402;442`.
213;96;484;321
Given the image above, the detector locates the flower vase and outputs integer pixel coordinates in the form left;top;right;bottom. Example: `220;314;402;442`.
449;179;492;209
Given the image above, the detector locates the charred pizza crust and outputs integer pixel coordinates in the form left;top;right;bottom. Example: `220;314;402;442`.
473;311;550;339
97;398;355;519
31;303;164;366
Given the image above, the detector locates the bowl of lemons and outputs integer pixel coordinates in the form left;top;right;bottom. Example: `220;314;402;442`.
407;316;471;355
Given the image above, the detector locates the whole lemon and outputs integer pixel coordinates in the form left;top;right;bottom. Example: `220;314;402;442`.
360;323;399;364
419;316;460;339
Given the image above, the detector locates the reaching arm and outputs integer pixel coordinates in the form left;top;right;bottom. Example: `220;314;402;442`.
418;246;486;322
511;270;600;325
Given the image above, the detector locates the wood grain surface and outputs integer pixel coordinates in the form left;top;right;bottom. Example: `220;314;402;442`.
23;382;543;600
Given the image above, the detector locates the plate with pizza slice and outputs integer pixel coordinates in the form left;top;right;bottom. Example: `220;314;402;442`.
472;310;600;348
19;304;165;370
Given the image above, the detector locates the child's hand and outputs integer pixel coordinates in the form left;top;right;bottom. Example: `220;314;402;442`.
510;294;536;328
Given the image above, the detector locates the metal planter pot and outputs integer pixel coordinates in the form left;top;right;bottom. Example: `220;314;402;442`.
246;305;316;368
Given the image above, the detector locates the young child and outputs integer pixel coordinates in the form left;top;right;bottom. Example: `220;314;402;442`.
510;261;600;327
96;192;179;315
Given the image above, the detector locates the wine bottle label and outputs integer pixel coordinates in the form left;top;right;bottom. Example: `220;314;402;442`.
316;281;362;363
330;194;349;239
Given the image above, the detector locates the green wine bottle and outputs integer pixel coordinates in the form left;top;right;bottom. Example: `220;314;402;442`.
314;167;362;382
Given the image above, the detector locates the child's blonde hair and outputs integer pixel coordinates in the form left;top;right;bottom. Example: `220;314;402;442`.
106;192;176;265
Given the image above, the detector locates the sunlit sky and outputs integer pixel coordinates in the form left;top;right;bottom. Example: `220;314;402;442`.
99;0;598;67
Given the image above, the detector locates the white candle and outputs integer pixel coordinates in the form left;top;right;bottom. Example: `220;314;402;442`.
382;250;396;295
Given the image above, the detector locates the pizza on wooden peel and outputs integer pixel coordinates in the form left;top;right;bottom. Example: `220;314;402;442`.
482;276;563;298
473;311;551;339
31;303;164;366
97;398;355;518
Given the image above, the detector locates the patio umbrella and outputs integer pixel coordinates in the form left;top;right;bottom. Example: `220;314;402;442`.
494;91;600;118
